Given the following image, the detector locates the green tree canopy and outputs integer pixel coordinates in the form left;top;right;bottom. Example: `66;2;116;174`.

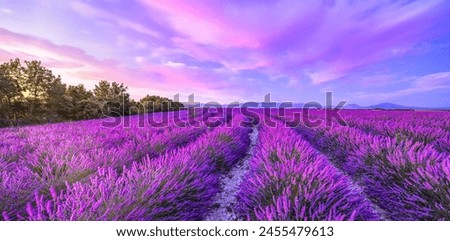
0;59;184;127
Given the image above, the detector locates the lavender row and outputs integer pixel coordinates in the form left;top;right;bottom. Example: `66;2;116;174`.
341;111;450;153
0;111;214;220
4;114;251;220
293;119;450;220
0;128;205;220
236;121;379;221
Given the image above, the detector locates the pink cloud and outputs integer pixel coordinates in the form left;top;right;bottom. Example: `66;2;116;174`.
0;27;244;102
138;0;449;84
139;0;261;49
0;27;150;90
355;71;450;100
70;2;161;38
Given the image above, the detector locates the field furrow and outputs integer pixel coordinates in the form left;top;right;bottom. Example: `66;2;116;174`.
5;112;250;220
236;119;379;220
290;116;450;220
0;111;216;220
342;111;450;153
204;124;259;221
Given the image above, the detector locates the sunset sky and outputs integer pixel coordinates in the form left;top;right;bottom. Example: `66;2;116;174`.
1;0;449;107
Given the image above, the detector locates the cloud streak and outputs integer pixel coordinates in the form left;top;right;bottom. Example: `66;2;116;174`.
355;71;450;99
0;27;243;102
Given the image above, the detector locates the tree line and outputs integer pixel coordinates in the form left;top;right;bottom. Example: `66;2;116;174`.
0;58;184;127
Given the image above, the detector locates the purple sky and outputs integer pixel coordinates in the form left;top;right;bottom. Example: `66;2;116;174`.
1;0;450;107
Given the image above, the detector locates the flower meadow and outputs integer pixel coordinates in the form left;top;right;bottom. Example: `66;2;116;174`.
0;109;449;221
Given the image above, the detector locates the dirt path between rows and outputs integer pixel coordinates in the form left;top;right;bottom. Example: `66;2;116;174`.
204;126;259;221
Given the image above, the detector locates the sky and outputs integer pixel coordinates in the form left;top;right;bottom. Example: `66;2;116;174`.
1;0;450;107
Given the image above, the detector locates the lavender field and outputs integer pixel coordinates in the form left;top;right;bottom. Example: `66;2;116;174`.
0;109;449;221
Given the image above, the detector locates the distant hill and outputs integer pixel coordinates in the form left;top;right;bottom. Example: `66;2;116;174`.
354;102;449;110
366;102;411;109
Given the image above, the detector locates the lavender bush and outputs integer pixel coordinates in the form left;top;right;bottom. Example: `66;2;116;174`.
236;122;380;220
9;113;250;220
293;112;450;220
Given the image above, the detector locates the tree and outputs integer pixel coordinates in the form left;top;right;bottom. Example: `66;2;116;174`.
65;85;100;120
67;84;94;102
0;59;185;127
75;99;102;120
45;76;70;122
138;95;184;113
93;80;131;117
171;101;184;111
22;60;63;123
0;59;25;126
128;99;140;115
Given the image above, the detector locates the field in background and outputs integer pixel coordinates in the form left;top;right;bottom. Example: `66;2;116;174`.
0;109;449;221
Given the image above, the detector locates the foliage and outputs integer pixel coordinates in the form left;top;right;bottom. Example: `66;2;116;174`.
0;59;184;127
